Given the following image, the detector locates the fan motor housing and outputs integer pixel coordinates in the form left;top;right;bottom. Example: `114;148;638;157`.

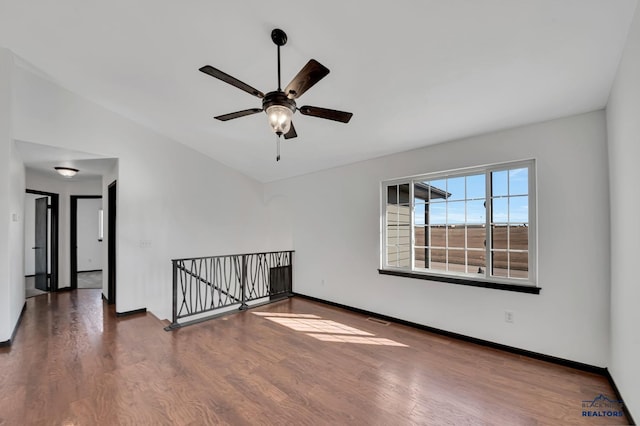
262;91;296;114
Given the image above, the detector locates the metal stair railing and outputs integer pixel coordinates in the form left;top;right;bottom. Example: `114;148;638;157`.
165;250;294;330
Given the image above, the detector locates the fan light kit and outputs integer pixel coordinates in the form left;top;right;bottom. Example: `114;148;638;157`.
54;166;79;178
199;28;353;161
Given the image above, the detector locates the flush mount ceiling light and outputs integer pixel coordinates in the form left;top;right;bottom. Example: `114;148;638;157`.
54;166;79;178
199;28;353;161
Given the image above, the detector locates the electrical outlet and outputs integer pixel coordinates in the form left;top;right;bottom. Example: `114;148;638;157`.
505;310;515;323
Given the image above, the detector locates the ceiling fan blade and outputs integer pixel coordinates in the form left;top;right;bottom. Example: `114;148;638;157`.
199;65;264;99
299;106;353;123
283;122;297;139
214;108;263;121
284;59;330;99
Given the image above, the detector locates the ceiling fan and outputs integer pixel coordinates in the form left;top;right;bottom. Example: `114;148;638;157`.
199;28;353;159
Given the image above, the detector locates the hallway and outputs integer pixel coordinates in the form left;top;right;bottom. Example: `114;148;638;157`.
0;291;628;425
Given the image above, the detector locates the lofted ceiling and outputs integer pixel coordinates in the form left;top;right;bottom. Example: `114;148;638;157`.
0;1;636;182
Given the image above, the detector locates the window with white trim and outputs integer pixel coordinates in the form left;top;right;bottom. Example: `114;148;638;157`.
382;160;536;287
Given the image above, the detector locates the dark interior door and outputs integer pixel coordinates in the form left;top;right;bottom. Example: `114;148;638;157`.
107;181;117;305
70;196;78;289
34;197;48;291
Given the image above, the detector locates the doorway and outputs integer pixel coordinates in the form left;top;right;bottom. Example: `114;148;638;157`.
70;195;103;290
25;189;59;295
107;181;117;305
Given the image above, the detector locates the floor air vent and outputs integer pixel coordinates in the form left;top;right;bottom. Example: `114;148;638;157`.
367;317;390;326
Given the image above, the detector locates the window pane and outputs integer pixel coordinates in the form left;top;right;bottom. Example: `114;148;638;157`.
447;226;464;249
447;249;466;272
397;225;411;246
430;203;446;225
467;225;485;249
397;205;411;226
509;168;528;196
467;249;486;271
466;199;486;224
429;249;446;272
386;204;398;225
414;246;428;268
386;246;398;267
431;225;446;247
414;226;426;246
387;185;398;204
491;251;508;277
492;225;508;249
509;251;529;278
491;198;508;223
509;225;528;250
386;225;398;246
398;183;411;204
492;170;508;197
447;177;465;201
447;201;465;224
509;196;528;223
466;174;485;199
414;182;430;203
414;203;426;225
430;179;447;201
397;245;411;267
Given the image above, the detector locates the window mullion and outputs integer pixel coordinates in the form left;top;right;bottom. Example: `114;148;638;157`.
410;180;415;271
485;171;492;280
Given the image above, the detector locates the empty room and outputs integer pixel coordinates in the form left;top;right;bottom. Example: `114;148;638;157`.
0;1;639;424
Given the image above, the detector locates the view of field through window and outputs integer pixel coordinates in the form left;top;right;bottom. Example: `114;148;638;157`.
386;166;529;280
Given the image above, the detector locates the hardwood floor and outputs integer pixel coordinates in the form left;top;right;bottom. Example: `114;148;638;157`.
0;290;629;425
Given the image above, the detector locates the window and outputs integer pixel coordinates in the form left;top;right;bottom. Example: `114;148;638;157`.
381;160;536;289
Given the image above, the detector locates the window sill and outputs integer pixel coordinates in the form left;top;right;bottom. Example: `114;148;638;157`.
377;269;541;294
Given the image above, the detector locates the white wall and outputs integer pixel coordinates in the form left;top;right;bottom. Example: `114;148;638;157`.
606;1;640;418
266;110;611;367
77;197;103;271
25;170;102;288
0;48;25;342
0;48;12;341
9;142;25;337
11;54;273;319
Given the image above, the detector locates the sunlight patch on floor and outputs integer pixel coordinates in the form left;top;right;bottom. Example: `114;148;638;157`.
266;318;374;335
253;312;408;347
251;312;320;319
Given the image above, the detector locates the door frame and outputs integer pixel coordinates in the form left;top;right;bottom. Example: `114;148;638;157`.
26;189;59;292
34;197;48;291
70;195;102;289
107;181;117;305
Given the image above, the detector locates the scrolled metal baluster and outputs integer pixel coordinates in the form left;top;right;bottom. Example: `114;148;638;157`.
240;255;248;310
168;251;294;329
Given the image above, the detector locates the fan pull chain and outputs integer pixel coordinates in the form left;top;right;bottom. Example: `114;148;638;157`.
276;135;281;162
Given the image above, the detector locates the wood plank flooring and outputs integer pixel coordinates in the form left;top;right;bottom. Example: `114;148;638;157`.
0;290;629;425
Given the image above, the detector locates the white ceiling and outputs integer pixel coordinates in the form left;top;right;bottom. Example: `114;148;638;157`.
0;1;636;182
16;140;117;182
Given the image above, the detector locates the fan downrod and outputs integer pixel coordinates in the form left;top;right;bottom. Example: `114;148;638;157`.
271;29;287;46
